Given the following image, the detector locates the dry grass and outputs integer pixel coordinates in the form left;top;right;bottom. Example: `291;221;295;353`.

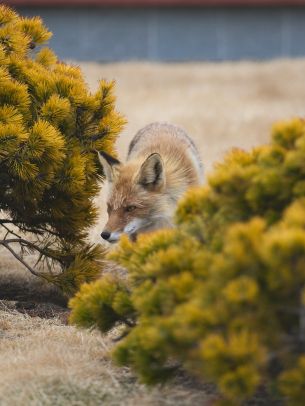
0;305;215;405
1;59;305;404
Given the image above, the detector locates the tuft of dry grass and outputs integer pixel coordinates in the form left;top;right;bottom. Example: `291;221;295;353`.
1;59;305;404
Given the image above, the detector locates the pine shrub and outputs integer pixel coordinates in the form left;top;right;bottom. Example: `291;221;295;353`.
0;5;125;295
70;118;305;403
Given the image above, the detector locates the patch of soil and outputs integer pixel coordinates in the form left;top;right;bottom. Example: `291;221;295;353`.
0;280;67;306
0;300;70;324
15;301;70;323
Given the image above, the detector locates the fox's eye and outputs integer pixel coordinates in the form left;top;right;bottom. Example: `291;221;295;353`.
125;205;136;213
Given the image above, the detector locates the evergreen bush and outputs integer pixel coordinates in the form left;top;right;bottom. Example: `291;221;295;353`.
70;118;305;403
0;5;125;295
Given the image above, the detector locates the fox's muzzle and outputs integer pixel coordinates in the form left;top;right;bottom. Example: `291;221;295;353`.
101;230;122;243
101;231;111;241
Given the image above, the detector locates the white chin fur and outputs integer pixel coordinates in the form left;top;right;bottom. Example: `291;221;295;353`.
107;217;171;244
108;231;121;243
123;218;146;236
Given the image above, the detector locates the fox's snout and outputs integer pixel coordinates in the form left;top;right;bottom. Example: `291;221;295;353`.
101;217;144;243
101;230;111;241
100;229;122;243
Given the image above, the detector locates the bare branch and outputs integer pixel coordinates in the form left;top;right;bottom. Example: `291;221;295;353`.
1;223;23;239
0;219;65;279
0;238;64;265
0;219;14;224
1;241;41;278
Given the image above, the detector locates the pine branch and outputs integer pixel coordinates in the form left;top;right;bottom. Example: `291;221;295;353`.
0;219;61;237
87;129;109;142
112;329;130;343
20;225;61;238
121;317;136;328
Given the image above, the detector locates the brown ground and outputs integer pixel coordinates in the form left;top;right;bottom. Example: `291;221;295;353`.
1;59;305;405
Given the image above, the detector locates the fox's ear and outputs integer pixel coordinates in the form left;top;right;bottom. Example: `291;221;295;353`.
137;153;164;190
97;151;121;182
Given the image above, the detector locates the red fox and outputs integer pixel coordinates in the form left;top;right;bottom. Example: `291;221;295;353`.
98;122;203;243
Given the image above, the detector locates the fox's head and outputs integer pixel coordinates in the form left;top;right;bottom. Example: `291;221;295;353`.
98;151;169;243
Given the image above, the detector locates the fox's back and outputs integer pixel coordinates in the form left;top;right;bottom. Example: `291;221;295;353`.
127;122;203;186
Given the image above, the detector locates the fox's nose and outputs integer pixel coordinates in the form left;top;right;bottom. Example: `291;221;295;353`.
101;231;111;241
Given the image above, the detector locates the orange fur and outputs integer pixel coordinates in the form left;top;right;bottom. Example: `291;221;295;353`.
99;122;203;242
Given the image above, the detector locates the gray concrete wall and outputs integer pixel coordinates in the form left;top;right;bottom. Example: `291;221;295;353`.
17;6;305;61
